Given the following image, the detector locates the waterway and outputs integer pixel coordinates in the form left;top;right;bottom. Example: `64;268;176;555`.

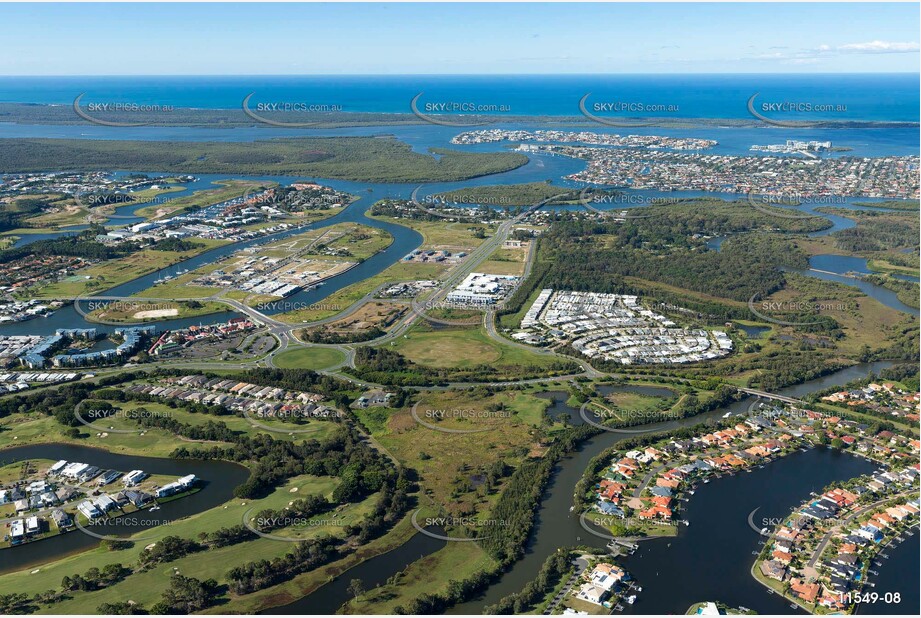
618;447;877;615
0;443;250;574
441;361;895;614
856;529;921;615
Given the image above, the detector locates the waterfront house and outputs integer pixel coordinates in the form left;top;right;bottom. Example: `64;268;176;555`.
25;516;41;536
596;501;625;517
9;519;25;541
759;559;787;581
855;524;883;542
120;490;153;507
790;578;820;604
771;549;793;565
50;509;73;529
93;494;118;513
155;474;197;498
77;500;102;520
576;582;608;605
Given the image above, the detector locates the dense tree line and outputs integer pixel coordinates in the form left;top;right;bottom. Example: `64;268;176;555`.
225;537;339;595
483;549;574;614
172;424;395;500
347;347;579;387
0;138;528;183
61;564;131;592
540;221;807;303
478;424;597;564
301;326;385;344
149;574;220;614
150;237;203;252
0;227;140;262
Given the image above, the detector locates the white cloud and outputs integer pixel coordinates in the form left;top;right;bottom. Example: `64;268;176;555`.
836;40;920;54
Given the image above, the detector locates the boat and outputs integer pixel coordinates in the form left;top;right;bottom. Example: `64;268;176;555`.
149;505;161;511
626;595;636;604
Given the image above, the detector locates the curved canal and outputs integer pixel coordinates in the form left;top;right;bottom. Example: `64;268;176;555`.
0;443;250;574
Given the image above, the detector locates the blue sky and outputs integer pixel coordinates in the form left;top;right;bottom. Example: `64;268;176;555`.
0;2;918;75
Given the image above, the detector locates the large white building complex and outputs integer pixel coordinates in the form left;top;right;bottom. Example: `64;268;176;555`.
516;290;733;365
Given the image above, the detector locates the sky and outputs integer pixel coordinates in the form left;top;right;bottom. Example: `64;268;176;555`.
0;2;918;75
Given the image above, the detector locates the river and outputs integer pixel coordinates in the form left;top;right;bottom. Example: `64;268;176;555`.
0;443;250;574
258;361;892;614
857;529;921;616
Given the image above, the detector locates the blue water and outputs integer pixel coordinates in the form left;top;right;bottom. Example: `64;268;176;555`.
810;254;920;283
0;74;918;122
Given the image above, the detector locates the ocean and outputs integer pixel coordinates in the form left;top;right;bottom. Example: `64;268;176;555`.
0;74;918;122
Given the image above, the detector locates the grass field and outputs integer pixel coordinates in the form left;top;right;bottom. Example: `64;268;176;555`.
0;410;201;458
340;542;498;614
376;388;552;516
30;239;228;298
0;398;341;456
368;214;495;250
85;300;228;323
479;245;528;276
0;474;366;613
391;323;563;370
272;346;346;371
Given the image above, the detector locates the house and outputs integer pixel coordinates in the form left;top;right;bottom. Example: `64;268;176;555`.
51;509;73;529
790;578;820;603
596;501;625;517
77;500;102;520
155;474;197;498
771;549;793;564
9;519;25;541
588;563;625;592
760;560;787;581
93;494;118;513
576;582;608;605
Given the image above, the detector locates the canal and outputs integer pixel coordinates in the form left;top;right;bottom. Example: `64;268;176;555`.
446;361;896;614
0;443;250;574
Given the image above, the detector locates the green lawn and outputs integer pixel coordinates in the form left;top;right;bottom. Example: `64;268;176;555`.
273;346;346;370
391;323;562;369
0;474;351;610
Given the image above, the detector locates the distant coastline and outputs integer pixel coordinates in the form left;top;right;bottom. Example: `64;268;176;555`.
1;102;917;130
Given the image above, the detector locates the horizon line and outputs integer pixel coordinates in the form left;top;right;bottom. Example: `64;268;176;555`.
0;72;918;78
